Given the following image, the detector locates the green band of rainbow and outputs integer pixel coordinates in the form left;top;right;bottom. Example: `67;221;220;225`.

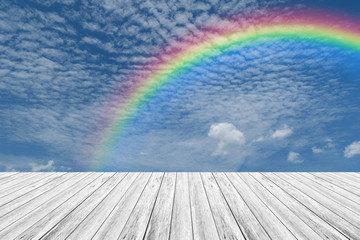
89;11;360;170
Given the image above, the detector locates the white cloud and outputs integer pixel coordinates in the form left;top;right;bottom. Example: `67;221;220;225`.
208;122;245;156
0;154;63;172
287;152;303;164
5;165;17;172
254;136;265;142
59;166;72;171
312;147;324;153
344;141;360;158
29;160;55;172
272;125;293;139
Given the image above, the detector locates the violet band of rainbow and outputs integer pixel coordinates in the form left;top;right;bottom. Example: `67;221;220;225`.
90;11;360;170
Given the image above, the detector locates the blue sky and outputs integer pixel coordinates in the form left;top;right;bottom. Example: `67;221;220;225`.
1;0;360;171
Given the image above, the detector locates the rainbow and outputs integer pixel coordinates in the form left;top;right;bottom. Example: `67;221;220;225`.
89;10;360;170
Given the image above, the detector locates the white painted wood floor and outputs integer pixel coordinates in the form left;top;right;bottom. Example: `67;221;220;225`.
0;172;359;240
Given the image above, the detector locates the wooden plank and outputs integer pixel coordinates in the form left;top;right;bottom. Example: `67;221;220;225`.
169;173;193;240
66;173;140;240
13;173;113;240
0;173;41;191
201;172;245;240
0;172;16;177
0;173;79;219
346;172;360;177
0;172;66;206
330;172;360;185
213;173;270;240
34;173;127;240
0;173;101;239
251;173;346;240
298;173;360;207
118;172;164;240
239;173;322;240
0;173;29;186
310;172;360;197
0;172;357;239
0;173;57;198
92;173;152;239
227;172;297;240
309;172;360;197
276;173;360;224
263;173;360;239
0;172;19;182
189;172;219;240
289;173;360;214
144;172;176;240
0;173;55;199
322;173;360;190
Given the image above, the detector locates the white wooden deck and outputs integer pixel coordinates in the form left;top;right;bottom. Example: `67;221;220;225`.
0;172;359;240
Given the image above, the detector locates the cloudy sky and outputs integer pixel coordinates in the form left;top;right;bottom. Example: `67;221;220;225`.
1;0;360;172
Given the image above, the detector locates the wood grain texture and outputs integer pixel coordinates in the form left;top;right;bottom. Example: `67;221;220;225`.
264;173;360;239
189;172;219;240
250;173;347;240
201;172;245;240
0;172;18;181
0;173;40;191
310;172;360;196
0;172;358;240
118;172;164;240
276;173;360;226
323;173;360;190
67;172;140;240
333;172;360;185
294;173;360;210
169;172;193;240
303;173;360;202
227;172;297;240
42;173;127;240
0;172;55;198
0;173;84;230
92;172;152;240
238;173;322;240
14;173;113;240
213;172;270;240
144;172;176;240
0;173;100;239
0;172;66;207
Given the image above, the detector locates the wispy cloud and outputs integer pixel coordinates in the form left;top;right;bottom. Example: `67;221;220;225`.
254;136;265;142
287;152;303;164
30;160;55;172
5;165;17;172
272;125;293;139
0;154;62;172
312;146;324;153
344;141;360;158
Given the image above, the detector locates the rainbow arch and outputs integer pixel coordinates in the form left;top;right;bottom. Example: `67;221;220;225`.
89;10;360;170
